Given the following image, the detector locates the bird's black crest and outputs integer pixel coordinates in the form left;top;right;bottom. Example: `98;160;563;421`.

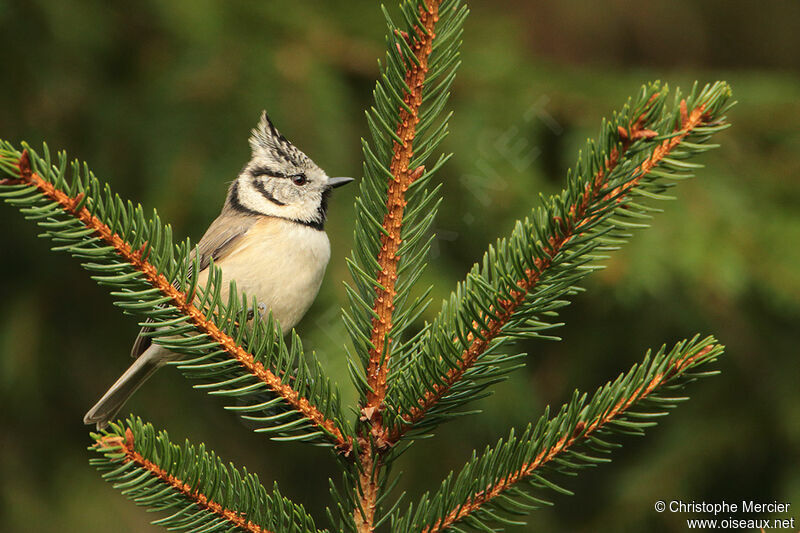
249;110;307;167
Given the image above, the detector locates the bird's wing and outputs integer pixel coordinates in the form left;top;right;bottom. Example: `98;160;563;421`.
130;211;259;358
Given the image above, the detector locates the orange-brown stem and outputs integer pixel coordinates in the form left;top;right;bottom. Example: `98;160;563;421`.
5;151;350;452
421;344;716;533
95;428;272;533
364;2;440;423
356;2;442;531
389;99;710;444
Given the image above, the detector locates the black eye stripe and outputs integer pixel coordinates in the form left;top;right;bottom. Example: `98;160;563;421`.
251;167;289;178
250;167;306;182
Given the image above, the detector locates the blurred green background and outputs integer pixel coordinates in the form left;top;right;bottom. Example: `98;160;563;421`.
1;1;799;531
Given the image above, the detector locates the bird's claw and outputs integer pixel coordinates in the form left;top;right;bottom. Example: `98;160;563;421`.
246;303;268;322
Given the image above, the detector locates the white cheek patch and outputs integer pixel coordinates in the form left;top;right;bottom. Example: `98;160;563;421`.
235;178;324;225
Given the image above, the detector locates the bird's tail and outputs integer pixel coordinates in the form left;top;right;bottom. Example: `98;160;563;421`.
83;349;164;430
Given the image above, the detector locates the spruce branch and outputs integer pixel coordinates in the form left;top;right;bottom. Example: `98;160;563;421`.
0;144;351;450
91;417;322;533
363;0;442;434
345;0;466;531
0;1;735;530
393;336;724;533
348;0;466;419
385;81;733;444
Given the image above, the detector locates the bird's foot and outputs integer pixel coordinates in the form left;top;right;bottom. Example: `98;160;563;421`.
246;303;268;322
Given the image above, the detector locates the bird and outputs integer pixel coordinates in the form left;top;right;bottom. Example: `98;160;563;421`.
83;111;353;430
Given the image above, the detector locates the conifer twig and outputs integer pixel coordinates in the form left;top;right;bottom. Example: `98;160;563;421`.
91;417;322;533
0;150;350;451
388;93;721;444
364;0;441;432
404;338;723;533
357;1;443;531
95;430;272;533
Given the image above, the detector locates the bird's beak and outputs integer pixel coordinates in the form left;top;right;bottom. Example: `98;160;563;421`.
327;177;354;189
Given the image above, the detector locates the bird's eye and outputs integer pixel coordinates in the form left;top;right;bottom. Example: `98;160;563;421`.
291;174;308;186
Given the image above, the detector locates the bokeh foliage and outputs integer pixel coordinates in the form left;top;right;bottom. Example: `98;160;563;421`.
0;1;798;532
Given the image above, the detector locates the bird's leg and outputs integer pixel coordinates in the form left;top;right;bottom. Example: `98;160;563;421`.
246;302;268;322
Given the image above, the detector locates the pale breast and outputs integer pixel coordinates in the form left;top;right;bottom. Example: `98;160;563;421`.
196;218;331;330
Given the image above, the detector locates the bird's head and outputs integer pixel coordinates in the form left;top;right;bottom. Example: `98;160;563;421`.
227;111;352;228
